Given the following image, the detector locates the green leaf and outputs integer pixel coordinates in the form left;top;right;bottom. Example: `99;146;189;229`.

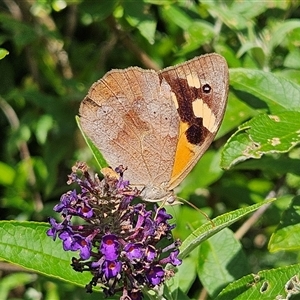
144;0;175;4
0;14;37;50
230;68;300;113
216;264;300;300
124;1;157;44
79;0;118;22
0;273;36;300
237;43;265;61
35;115;54;145
75;116;108;169
161;5;192;30
216;45;242;68
268;20;300;52
205;3;257;30
167;251;197;295
0;222;94;288
163;285;192;300
179;198;275;259
0;48;9;60
229;1;268;19
198;228;250;298
221;111;300;169
275;69;300;85
284;49;300;69
179;21;215;55
0;162;15;186
231;155;300;177
269;195;300;252
217;92;256;138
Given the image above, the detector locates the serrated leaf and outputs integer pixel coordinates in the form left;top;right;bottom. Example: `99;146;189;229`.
198;228;250;298
269;195;300;253
216;264;300;300
230;68;300;113
179;198;275;258
75;116;108;169
0;221;94;288
221;111;300;169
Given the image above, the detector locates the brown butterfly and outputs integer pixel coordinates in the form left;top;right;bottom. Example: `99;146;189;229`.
79;53;229;203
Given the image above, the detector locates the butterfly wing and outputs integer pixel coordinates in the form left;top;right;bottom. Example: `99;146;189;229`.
159;53;229;190
79;67;180;200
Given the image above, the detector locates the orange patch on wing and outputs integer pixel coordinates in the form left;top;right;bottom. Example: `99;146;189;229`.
169;122;195;187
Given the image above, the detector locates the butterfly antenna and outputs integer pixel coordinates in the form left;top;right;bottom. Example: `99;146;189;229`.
176;196;215;228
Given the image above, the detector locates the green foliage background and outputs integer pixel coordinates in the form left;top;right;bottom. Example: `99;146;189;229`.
1;1;300;299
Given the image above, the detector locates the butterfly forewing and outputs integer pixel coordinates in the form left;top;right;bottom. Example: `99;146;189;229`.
159;54;229;189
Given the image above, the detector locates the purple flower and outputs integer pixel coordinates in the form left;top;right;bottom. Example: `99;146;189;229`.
54;190;78;214
76;202;94;218
58;229;92;260
90;256;105;269
59;229;75;251
117;178;130;189
46;217;64;240
134;205;151;229
102;260;122;279
160;250;182;266
155;208;172;224
169;250;181;266
119;195;134;209
71;234;92;260
47;162;182;299
145;245;156;262
124;243;145;261
146;265;165;286
100;234;119;261
141;217;155;238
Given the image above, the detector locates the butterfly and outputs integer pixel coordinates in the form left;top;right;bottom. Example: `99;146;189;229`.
79;53;229;203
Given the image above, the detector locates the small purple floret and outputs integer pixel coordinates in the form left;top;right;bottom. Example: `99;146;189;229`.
124;242;145;261
100;234;119;261
146;265;165;286
71;234;92;260
46;217;64;240
102;260;122;279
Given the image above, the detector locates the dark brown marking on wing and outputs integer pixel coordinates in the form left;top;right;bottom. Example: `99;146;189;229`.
158;74;212;146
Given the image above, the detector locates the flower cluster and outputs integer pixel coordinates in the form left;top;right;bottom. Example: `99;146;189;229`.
47;162;181;299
